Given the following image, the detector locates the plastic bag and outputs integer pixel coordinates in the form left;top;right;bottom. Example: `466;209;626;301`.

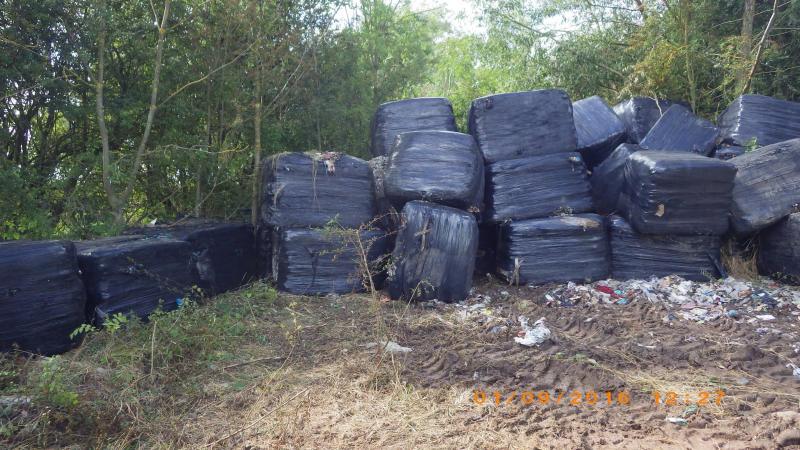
468;89;577;164
272;228;387;295
370;97;457;157
609;215;722;281
573;95;628;169
485;152;593;223
613;97;683;144
261;152;375;229
388;201;478;302
730;138;800;236
77;237;194;321
718;94;800;148
496;214;609;285
620;151;736;235
384;131;484;211
590;144;642;215
758;213;800;284
639;105;719;156
0;240;87;355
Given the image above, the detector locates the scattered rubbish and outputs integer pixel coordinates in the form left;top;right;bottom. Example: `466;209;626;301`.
514;316;551;347
367;341;412;353
757;314;776;321
787;363;800;380
666;417;688;425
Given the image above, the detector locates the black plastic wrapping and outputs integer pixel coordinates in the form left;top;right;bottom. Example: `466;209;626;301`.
388;201;478;302
256;224;272;279
76;237;194;321
730;138;800;236
370;98;457;157
384;131;484;211
609;215;722;281
496;214;609;285
485;152;593;223
573;96;628;169
590;144;642;215
718;94;800;148
273;228;387;295
639;104;719;156
261;152;375;229
126;221;256;295
468;89;577;164
475;223;498;276
758;213;800;284
0;241;86;355
714;145;745;160
612;97;682;144
620;151;737;235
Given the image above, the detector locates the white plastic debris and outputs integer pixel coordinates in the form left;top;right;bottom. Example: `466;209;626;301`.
757;314;777;321
514;316;551;347
367;341;412;353
787;363;800;380
666;417;688;425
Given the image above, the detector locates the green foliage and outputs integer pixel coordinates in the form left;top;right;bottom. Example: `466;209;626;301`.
34;357;79;410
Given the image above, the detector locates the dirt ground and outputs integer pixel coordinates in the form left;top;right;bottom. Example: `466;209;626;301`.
165;278;800;449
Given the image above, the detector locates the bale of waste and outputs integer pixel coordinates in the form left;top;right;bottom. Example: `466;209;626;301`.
718;94;800;148
76;237;194;321
0;241;87;355
384;131;484;211
272;228;387;295
590;144;642;215
639;104;719;156
126;221;256;295
475;223;498;275
609;215;722;281
468;89;577;164
620;151;737;235
613;97;683;144
485;152;593;223
730;138;800;236
573;95;628;169
256;224;272;279
496;214;609;285
370;98;457;158
261;152;375;229
758;213;800;284
714;145;745;160
388;201;478;302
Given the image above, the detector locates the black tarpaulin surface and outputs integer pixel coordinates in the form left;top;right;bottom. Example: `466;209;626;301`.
718;94;800;148
758;213;800;284
714;145;746;160
370;97;457;158
639;104;719;156
590;144;642;215
573;95;627;169
613;97;682;144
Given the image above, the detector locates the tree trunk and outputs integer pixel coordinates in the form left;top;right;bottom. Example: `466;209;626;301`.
736;0;756;91
251;67;263;227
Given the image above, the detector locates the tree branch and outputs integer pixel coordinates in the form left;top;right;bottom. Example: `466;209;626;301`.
742;0;780;94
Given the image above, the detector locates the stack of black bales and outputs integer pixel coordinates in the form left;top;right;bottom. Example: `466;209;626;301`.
260;152;385;295
639;104;719;156
471;89;609;285
573;95;627;169
613;97;683;144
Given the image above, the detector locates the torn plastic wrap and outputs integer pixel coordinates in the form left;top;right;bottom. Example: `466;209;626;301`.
609;215;722;281
758;213;800;284
388;201;478;302
496;214;609;285
613;97;683;144
485;152;593;223
590;144;642;215
370;97;457;157
572;95;628;169
76;237;194;322
730;138;800;236
384;131;484;212
620;151;737;235
0;241;86;355
714;145;745;160
261;152;376;229
126;221;257;295
639;104;719;156
718;94;800;148
272;228;388;295
468;89;577;164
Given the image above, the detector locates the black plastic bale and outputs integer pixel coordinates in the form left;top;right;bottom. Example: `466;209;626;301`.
370;97;458;158
475;223;498;276
256;224;272;279
620;151;737;235
384;131;484;212
126;221;257;295
609;215;722;281
613;97;683;144
261;152;376;229
76;237;194;322
468;89;577;164
639;104;719;156
714;145;746;160
730;138;800;236
590;144;643;215
272;228;387;295
388;201;478;302
0;241;87;355
496;214;610;285
718;94;800;148
572;95;628;169
758;213;800;284
485;152;593;223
